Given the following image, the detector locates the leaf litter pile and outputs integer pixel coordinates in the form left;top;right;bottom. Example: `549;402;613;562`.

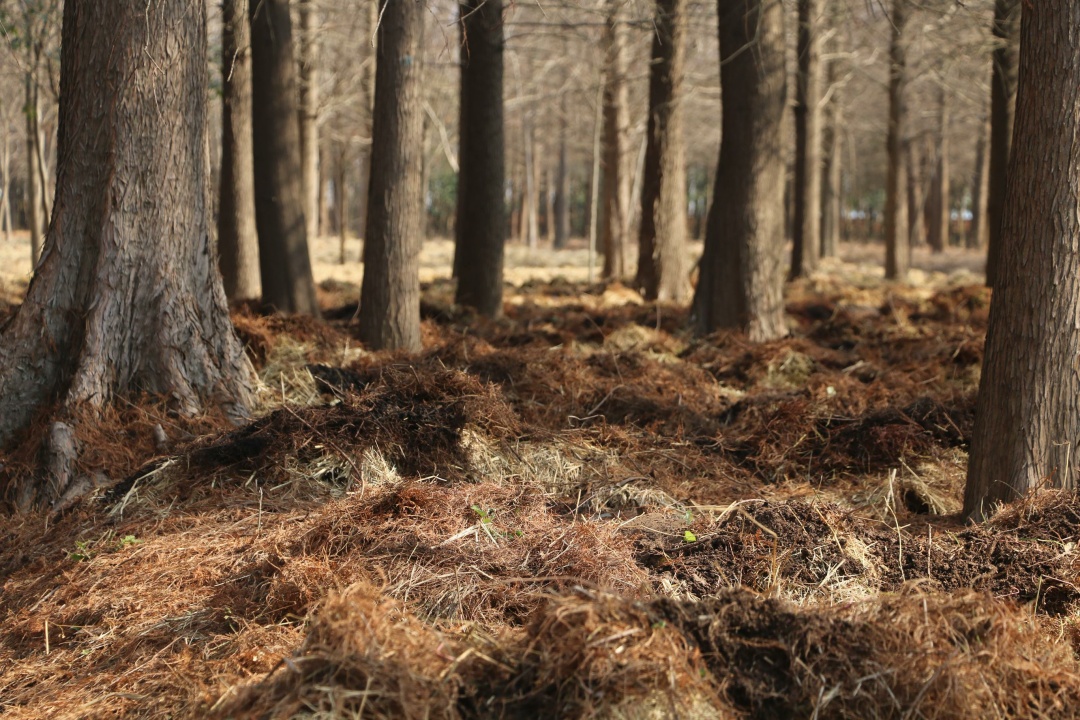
3;273;1080;718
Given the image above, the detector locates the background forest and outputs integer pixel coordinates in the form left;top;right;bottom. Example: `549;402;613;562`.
5;1;1080;719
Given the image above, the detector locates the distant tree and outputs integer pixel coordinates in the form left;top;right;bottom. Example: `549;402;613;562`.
359;0;425;351
984;0;1020;287
0;0;254;505
635;0;689;302
790;0;821;279
553;103;570;250
964;0;1080;520
692;0;787;341
219;0;260;301
600;0;630;280
884;0;909;280
819;54;841;259
968;113;990;250
250;0;320;315
925;85;949;254
454;0;506;318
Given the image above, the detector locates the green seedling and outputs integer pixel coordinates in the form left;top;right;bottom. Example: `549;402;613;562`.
683;530;697;543
69;540;92;562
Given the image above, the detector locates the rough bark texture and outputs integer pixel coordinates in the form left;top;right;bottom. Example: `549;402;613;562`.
692;0;786;341
790;0;821;279
219;0;261;301
969;113;991;249
454;0;506;318
359;0;424;351
298;0;321;247
600;0;630;280
635;0;689;302
884;0;909;280
250;0;320;315
25;74;44;267
964;0;1080;520
985;0;1020;287
0;0;254;501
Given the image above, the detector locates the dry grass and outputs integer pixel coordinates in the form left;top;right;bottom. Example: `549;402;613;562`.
4;246;1080;719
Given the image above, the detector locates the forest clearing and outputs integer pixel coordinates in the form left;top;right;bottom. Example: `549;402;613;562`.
1;0;1079;717
4;242;1079;718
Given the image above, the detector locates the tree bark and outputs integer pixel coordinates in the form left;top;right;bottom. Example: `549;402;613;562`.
693;0;786;341
250;0;320;315
359;0;424;352
635;0;689;302
985;0;1020;286
790;0;821;279
969;113;990;250
0;0;254;502
600;0;630;280
25;73;44;267
454;0;505;318
964;0;1080;519
298;0;321;246
219;0;261;301
884;0;909;280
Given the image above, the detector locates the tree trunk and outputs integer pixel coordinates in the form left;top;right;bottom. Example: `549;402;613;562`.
298;0;321;246
359;0;424;352
522;118;540;249
906;138;925;249
790;0;821;279
250;0;320;316
927;86;949;253
219;0;261;301
883;0;909;280
964;0;1080;520
25;74;44;267
693;0;786;341
544;166;555;244
0;123;10;243
0;0;253;503
454;0;505;318
553;109;570;250
600;0;629;280
819;58;841;259
985;0;1020;286
635;0;689;302
337;150;350;264
969;113;990;249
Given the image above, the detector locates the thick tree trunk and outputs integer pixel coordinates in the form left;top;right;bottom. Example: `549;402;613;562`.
359;0;424;352
884;0;909;280
790;0;821;279
635;0;689;302
0;124;10;243
964;0;1080;519
250;0;320;315
298;0;321;246
553;110;570;250
219;0;261;301
985;0;1020;286
969;113;990;250
25;74;43;267
454;0;505;318
693;0;786;341
600;0;630;280
0;0;254;502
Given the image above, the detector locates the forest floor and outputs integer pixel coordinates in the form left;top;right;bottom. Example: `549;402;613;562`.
2;237;1079;719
